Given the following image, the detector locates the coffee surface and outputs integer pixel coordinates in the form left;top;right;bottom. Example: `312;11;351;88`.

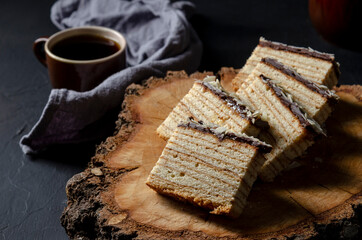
51;35;120;60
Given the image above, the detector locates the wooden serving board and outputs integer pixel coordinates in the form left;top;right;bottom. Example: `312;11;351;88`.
61;68;362;239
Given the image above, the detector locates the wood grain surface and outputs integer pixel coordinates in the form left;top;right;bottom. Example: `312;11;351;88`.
61;68;362;239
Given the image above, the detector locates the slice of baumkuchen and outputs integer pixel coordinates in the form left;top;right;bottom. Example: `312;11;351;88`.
251;58;339;125
157;76;267;140
232;37;340;91
146;120;272;217
236;74;324;182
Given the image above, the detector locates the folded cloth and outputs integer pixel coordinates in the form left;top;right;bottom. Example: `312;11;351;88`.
20;0;202;154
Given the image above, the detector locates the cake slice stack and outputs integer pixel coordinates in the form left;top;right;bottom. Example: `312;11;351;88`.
251;58;339;125
157;76;267;140
146;119;272;217
236;73;324;182
147;38;340;216
232;37;340;90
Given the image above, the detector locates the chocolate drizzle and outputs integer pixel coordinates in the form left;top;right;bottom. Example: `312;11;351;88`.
259;38;340;78
199;81;269;129
178;121;272;153
259;75;317;133
261;58;338;104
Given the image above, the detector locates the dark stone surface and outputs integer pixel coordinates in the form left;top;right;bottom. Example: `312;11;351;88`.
0;0;360;239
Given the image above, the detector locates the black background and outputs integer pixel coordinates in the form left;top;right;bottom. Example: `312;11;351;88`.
0;0;360;239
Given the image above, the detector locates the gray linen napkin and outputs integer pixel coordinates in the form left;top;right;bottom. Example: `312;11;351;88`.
20;0;202;154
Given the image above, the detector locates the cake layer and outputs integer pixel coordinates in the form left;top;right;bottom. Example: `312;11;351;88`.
232;37;340;91
147;121;271;217
236;74;322;182
251;58;338;124
157;76;267;139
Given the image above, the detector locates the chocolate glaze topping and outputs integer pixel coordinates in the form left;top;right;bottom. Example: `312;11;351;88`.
199;81;269;129
178;121;272;153
259;38;340;78
261;58;338;104
259;75;315;133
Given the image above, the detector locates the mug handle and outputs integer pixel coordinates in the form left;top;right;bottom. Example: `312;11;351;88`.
33;37;48;67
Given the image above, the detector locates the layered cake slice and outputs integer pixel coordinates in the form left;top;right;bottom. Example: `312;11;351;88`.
146;120;272;217
236;74;324;182
232;37;340;91
157;76;267;140
251;58;339;124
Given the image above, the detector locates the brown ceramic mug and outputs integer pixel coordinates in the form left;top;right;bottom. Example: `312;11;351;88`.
33;26;126;92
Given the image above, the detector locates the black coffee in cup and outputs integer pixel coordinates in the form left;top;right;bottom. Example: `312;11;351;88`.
33;26;126;91
51;34;121;61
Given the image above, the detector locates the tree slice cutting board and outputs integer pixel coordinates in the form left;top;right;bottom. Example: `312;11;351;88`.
61;68;362;240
